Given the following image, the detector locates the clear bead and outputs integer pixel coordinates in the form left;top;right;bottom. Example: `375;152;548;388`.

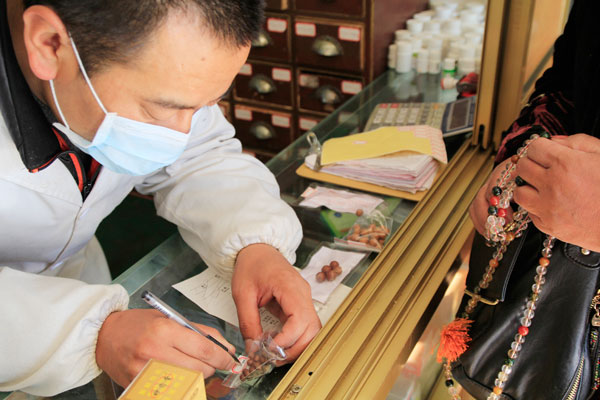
542;248;552;258
514;334;525;344
511;341;522;352
501;364;513;375
498;371;508;381
499;199;510;209
524;309;535;319
526;300;537;310
543;238;554;248
530;134;540;140
498;217;506;226
495;378;506;389
520;317;532;327
487;215;497;224
536;266;547;275
479;280;489;289
508;349;518;359
488;393;499;400
534;275;546;285
532;283;541;293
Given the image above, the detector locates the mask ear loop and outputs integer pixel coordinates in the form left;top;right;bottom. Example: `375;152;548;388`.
68;35;108;115
49;79;70;129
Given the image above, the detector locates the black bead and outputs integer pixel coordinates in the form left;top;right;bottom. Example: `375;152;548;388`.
492;186;502;196
540;131;550;139
515;176;526;186
488;205;498;215
445;379;454;387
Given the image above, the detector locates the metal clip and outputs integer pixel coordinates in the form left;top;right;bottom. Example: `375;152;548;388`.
306;131;322;170
464;289;499;306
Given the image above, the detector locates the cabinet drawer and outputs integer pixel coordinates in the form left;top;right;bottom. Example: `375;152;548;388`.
297;114;323;134
293;18;364;74
234;62;293;108
297;71;364;114
232;105;295;153
293;0;365;17
265;0;288;10
250;14;291;62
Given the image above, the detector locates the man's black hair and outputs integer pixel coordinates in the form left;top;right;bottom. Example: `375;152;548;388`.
23;0;264;75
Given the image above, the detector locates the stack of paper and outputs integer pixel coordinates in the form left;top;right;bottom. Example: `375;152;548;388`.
307;125;447;194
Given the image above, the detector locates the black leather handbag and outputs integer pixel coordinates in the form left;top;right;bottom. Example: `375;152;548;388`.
451;227;600;400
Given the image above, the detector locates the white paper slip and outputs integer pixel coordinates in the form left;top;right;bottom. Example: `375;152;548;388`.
300;246;368;303
173;268;356;332
299;185;384;214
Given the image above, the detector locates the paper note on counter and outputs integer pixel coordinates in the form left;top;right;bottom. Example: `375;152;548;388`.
173;268;353;330
299;185;384;214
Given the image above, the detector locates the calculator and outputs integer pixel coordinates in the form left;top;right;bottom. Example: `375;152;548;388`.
364;96;476;137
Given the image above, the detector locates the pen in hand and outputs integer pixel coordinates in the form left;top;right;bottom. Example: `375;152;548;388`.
141;290;239;364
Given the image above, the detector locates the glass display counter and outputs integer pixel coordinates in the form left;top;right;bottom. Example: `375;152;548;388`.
2;70;483;400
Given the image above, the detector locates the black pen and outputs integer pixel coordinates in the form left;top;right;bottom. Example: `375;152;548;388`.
141;290;239;364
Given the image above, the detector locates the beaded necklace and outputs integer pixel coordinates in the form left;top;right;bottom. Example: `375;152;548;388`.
438;131;554;400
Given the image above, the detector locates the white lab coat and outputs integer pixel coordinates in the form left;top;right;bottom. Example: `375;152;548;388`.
0;105;303;395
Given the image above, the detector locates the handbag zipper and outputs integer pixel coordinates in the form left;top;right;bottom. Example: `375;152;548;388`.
566;355;585;400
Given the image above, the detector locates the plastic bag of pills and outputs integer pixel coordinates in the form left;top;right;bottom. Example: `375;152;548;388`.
222;332;287;388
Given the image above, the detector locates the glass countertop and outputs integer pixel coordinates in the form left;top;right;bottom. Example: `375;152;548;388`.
3;70;468;400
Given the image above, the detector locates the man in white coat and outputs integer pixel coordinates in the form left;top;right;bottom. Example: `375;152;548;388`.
0;0;321;395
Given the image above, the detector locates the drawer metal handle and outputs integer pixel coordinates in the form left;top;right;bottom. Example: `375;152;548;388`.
249;74;276;95
250;122;276;140
315;85;342;105
311;35;343;57
252;30;272;48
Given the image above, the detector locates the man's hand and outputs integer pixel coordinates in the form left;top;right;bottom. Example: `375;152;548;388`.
96;309;236;388
469;158;515;236
231;243;321;363
513;134;600;251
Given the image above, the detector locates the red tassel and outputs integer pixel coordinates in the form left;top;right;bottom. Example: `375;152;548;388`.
437;318;473;363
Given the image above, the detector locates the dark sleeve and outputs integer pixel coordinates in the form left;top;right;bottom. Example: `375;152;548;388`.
495;0;580;163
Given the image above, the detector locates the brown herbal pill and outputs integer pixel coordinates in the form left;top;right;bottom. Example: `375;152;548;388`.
353;224;361;233
322;265;332;273
348;234;360;241
316;272;325;282
330;261;339;268
333;265;342;275
358;237;369;243
356;209;364;216
369;238;380;248
326;270;336;281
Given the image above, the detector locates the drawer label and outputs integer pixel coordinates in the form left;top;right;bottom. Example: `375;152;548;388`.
234;107;253;121
341;80;363;95
267;18;288;33
271;114;291;128
239;63;253;76
338;26;361;42
272;67;292;82
299;117;319;131
299;74;320;88
295;22;317;37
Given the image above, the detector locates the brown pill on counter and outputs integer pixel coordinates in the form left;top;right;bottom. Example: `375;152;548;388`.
348;233;360;241
322;265;332;273
316;272;325;282
326;270;336;281
358;237;369;243
369;238;381;248
360;228;372;235
330;260;339;268
353;224;361;233
332;265;342;275
355;209;364;216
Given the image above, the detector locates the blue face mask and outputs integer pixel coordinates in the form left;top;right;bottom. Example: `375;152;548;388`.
49;38;195;176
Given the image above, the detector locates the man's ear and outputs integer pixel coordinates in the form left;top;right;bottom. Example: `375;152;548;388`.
22;5;72;81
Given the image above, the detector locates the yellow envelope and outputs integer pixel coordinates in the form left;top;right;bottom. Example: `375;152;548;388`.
320;126;433;166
